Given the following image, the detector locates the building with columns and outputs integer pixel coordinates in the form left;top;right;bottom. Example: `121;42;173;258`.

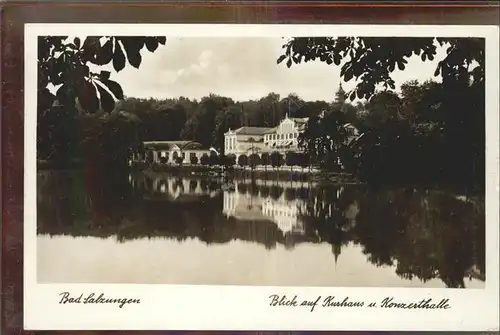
224;127;273;157
224;114;309;158
263;116;308;150
135;141;213;165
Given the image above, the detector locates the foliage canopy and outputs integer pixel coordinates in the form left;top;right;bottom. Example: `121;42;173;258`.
278;37;484;100
38;36;166;113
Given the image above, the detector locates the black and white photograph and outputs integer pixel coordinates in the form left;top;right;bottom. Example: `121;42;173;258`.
24;24;499;330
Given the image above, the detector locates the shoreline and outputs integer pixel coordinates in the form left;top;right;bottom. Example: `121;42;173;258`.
36;161;483;194
135;162;360;185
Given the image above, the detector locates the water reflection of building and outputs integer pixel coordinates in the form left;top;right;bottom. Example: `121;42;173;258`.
223;190;268;222
39;170;487;288
223;187;306;235
344;202;359;230
223;182;308;235
222;182;360;237
132;173;219;202
261;199;305;234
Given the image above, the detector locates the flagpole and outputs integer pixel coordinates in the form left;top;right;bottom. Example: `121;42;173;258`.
288;98;291;118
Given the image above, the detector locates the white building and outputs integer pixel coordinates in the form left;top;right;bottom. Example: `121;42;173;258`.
137;141;213;165
224;114;309;158
224;113;359;161
263;116;308;150
224;127;273;156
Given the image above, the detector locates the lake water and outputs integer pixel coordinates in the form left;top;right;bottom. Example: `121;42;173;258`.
37;169;485;288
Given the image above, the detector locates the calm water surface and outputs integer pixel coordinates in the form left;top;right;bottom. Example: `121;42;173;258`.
37;170;485;288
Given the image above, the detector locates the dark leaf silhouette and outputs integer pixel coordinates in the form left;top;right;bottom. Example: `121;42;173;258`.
120;37;145;68
77;80;99;113
74;37;81;49
96;82;115;113
102;79;124;100
127;51;142;68
112;42;126;72
145;37;159;52
157;36;166;45
97;39;114;65
99;70;111;81
82;36;101;63
56;84;73;107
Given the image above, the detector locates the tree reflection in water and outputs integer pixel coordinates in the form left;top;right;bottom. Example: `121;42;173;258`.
37;170;485;288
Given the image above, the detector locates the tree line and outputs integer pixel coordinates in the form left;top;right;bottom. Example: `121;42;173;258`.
38;77;484;190
38;88;350;168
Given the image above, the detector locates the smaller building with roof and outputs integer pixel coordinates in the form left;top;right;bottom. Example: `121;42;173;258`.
135;140;214;165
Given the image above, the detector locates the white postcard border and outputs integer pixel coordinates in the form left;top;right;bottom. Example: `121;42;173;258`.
24;24;500;331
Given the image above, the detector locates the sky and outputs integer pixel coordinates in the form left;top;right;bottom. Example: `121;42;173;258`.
87;37;446;102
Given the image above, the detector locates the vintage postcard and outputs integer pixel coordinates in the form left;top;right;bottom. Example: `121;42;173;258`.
24;23;499;331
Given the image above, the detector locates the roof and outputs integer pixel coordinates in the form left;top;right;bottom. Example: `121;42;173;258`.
143;141;205;150
224;117;311;136
290;117;309;131
263;127;278;134
290;117;309;124
233;127;274;136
